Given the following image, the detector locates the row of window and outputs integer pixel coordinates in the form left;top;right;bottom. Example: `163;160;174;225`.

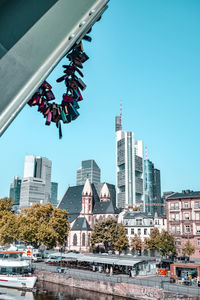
170;202;200;210
176;239;200;247
127;228;150;236
72;233;90;247
170;212;200;221
171;225;200;234
125;219;154;226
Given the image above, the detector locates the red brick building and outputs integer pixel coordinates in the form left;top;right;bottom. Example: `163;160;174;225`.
166;190;200;258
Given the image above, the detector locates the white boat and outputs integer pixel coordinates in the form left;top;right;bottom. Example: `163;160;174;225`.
0;251;37;289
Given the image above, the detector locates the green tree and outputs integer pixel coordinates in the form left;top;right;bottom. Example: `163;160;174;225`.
159;230;176;257
19;203;70;248
0;212;19;245
0;198;14;216
114;223;129;252
182;239;195;260
131;234;144;253
144;228;161;251
90;217;128;252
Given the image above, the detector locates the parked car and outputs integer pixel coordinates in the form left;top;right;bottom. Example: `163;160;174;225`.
32;252;43;262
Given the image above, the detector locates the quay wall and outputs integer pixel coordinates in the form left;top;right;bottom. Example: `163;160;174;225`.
35;270;195;299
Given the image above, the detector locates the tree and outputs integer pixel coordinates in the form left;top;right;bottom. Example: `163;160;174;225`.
90;217;128;252
114;223;129;252
182;240;195;260
19;203;70;248
159;230;176;257
144;228;161;251
0;212;19;245
131;234;144;253
0;198;13;216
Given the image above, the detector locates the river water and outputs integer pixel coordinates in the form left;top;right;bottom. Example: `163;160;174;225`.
0;281;134;300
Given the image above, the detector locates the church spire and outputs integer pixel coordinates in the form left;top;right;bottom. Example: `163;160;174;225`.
82;178;93;196
100;182;110;202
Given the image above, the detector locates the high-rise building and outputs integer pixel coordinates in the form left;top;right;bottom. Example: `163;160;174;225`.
115;115;144;209
144;160;162;215
20;177;45;208
20;155;52;208
9;176;21;206
50;182;58;207
76;160;101;188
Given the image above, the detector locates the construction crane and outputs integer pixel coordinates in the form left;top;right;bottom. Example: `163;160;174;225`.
0;0;109;137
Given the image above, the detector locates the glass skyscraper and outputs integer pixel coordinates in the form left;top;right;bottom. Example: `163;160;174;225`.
76;160;101;188
144;159;162;215
115;115;144;209
9;176;21;206
50;182;58;207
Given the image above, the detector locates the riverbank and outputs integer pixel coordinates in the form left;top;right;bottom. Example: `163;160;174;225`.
34;263;200;299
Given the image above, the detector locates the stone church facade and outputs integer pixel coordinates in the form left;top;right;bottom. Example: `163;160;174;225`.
58;179;119;252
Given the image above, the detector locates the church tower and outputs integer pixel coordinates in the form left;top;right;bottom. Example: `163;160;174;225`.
100;182;110;202
81;178;93;227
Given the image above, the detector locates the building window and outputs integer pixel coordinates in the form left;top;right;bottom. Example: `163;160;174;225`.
82;233;85;246
171;214;175;221
150;220;153;225
73;234;77;246
184;202;189;208
144;229;147;235
176;239;181;245
176;214;180;221
170;203;175;210
175;203;179;210
125;229;128;235
138;228;141;235
196;213;200;220
185;225;190;233
88;234;90;246
171;226;175;233
136;219;142;226
176;226;180;233
184;213;189;220
197;226;200;233
198;239;200;246
195;202;199;209
131;228;134;235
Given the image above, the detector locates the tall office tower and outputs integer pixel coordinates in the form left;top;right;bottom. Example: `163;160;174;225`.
76;160;101;188
20;155;52;207
50;182;58;207
153;168;162;215
9;176;21;206
115;115;144;209
144;159;162;215
144;159;154;214
20;177;45;208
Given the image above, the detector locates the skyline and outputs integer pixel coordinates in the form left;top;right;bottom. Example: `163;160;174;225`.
1;0;200;200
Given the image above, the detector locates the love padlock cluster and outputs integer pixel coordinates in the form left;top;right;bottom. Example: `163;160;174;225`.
27;38;90;139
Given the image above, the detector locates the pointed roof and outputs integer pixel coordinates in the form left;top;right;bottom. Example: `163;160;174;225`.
82;178;93;196
100;182;110;198
71;217;92;231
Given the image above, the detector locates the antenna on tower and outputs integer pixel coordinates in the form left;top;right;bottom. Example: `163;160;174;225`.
120;100;122;129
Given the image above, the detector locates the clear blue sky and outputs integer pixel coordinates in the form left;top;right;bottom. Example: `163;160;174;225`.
1;0;200;201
